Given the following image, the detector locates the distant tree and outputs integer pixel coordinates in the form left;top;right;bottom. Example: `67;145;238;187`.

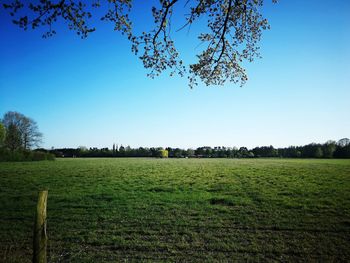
119;145;125;156
323;141;336;158
22;116;42;149
238;147;249;157
186;149;195;157
115;144;119;155
4;123;22;151
280;146;300;158
49;139;350;159
2;0;277;88
137;147;151;157
334;139;350;158
204;147;212;157
78;146;88;151
339;145;350;158
159;149;169;158
337;138;350;147
125;145;132;155
247;152;255;158
314;147;323;158
252;145;278;157
0;123;5;147
77;146;88;156
301;143;318;158
173;148;183;158
2;111;42;150
195;147;205;157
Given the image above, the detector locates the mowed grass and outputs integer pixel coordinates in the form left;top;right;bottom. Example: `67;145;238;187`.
0;158;349;262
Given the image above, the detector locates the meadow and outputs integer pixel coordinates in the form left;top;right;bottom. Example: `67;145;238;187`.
0;158;349;262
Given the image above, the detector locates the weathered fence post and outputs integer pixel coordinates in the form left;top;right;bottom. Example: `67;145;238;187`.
33;190;48;263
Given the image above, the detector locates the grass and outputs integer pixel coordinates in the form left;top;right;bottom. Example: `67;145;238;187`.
0;158;349;262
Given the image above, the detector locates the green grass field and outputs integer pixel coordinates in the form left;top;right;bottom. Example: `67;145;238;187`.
0;158;349;262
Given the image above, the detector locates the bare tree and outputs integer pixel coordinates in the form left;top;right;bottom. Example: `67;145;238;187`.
2;0;277;88
2;111;43;150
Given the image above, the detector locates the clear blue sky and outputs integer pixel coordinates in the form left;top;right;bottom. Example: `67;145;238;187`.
0;0;349;149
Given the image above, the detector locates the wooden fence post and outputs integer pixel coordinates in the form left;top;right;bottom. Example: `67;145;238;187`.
33;190;48;263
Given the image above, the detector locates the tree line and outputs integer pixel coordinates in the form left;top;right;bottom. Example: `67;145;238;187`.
45;139;350;159
1;111;349;160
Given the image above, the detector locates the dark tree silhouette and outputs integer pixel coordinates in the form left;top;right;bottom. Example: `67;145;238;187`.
4;123;22;151
0;123;5;147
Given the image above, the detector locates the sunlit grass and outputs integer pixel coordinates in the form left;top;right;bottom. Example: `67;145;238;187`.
0;158;349;262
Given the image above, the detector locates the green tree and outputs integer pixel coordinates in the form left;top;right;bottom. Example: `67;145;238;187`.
314;147;323;158
0;123;5;147
173;148;183;158
3;0;277;88
186;149;195;157
159;149;169;158
112;143;116;156
323;141;336;158
119;145;125;156
4;123;22;151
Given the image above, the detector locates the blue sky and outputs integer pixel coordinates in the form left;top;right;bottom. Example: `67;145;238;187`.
0;0;349;149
